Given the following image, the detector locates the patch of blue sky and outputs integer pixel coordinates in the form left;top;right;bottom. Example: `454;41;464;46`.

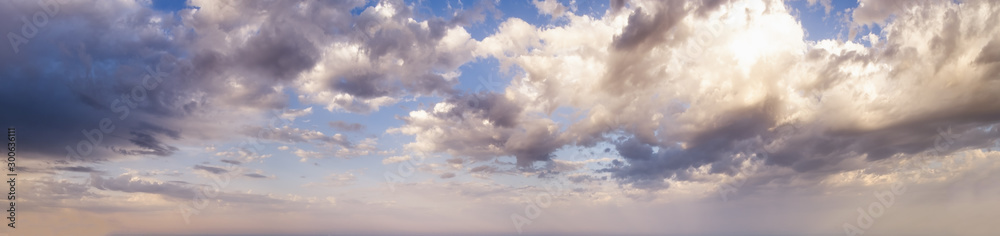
453;57;509;94
787;0;859;42
350;0;378;16
406;0;495;41
549;106;584;133
483;0;548;39
150;0;191;13
409;0;596;40
573;0;612;19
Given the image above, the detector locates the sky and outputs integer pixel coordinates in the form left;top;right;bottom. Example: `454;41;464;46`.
1;0;999;235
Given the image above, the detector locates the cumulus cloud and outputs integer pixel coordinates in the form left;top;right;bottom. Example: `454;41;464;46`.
390;92;566;168
0;0;489;163
293;149;325;162
247;125;351;147
280;107;314;121
533;0;568;18
292;0;488;113
852;0;919;26
393;0;1000;193
328;121;366;132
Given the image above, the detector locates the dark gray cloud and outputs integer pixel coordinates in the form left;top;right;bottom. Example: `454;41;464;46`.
440;172;456;179
445;157;465;165
393;92;566;167
244;173;267;179
0;0;487;163
0;0;197;162
567;174;606;184
603;101;777;187
612;5;685;52
603;1;693;96
328;121;365;133
54;166;102;173
193;165;229;174
237;26;320;81
294;0;490;113
977;38;1000;64
610;0;628;15
220;159;242;165
111;130;180;157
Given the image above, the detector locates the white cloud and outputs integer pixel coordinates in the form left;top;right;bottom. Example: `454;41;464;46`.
215;147;273;163
280;107;313;121
293;149;324;162
336;137;378;157
396;0;1000;194
533;0;568;17
382;155;412;165
304;171;359;187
